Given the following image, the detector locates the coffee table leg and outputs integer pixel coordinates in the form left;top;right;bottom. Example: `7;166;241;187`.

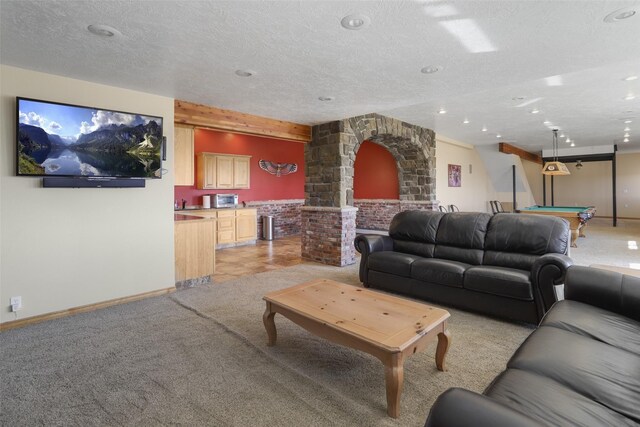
436;329;451;371
384;353;404;418
263;302;277;346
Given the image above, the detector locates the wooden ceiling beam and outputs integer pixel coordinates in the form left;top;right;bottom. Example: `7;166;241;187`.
499;142;542;164
174;99;311;142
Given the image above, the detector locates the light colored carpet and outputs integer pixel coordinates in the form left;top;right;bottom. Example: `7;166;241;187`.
0;263;533;426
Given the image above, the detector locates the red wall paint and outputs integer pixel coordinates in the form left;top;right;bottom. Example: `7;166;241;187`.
174;129;305;205
353;141;399;199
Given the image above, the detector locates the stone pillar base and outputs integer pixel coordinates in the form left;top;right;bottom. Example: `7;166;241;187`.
301;206;358;267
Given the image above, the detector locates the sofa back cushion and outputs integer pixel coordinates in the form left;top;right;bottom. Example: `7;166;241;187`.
484;213;570;270
434;213;492;265
389;210;444;258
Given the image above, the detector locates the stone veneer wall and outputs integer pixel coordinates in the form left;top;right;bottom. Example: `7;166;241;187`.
354;199;438;230
301;207;357;266
305;113;436;207
246;199;304;239
303;114;436;266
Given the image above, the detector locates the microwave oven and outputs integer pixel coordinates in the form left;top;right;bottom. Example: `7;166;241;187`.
213;193;238;208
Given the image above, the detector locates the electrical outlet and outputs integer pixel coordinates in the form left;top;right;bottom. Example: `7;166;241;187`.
10;296;22;312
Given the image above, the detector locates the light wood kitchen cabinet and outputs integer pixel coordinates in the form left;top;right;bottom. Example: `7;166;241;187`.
186;208;258;248
233;157;251;189
236;209;258;241
216;209;236;244
216;156;235;189
174;217;215;282
196;153;251;189
196;153;216;189
174;126;194;186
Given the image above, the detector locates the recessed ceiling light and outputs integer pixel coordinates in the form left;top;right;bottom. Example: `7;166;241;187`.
421;65;442;74
624;138;630;142
624;133;630;137
625;94;636;100
530;108;540;114
624;127;631;131
570;142;575;147
624;119;633;123
318;96;334;102
566;138;571;143
87;24;121;37
463;119;469;124
543;120;551;125
235;70;254;77
624;75;638;81
438;108;447;114
559;133;565;138
481;126;487;132
341;14;371;30
604;7;637;23
496;134;502;138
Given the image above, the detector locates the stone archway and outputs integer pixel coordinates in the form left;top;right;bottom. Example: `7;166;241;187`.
302;113;437;266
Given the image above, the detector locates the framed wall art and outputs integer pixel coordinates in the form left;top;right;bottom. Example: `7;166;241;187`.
448;164;461;187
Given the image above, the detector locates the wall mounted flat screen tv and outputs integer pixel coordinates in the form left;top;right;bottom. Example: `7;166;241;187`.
17;97;163;178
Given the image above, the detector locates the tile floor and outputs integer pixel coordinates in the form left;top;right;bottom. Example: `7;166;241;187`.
214;235;304;282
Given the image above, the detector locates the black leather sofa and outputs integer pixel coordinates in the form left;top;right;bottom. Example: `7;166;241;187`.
426;265;640;426
354;210;572;323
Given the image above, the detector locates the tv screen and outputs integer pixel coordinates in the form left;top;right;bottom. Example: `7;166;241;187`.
17;97;164;178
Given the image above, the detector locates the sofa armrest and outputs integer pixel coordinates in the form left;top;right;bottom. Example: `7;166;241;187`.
564;265;640;322
354;234;393;285
531;253;573;318
425;388;542;427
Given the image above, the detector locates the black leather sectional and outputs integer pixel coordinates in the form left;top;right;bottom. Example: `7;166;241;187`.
354;210;572;323
426;266;640;426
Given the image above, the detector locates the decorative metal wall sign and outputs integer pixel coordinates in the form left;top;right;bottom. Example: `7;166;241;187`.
259;160;298;177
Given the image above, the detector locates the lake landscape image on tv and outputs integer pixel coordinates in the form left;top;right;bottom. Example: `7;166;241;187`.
17;98;163;178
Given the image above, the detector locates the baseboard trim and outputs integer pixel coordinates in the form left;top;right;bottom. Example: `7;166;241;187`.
0;287;176;332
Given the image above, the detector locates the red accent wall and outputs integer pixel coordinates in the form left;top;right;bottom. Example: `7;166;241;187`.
174;129;305;205
353;141;399;199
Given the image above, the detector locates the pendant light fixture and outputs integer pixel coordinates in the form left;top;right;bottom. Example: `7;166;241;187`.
542;129;570;175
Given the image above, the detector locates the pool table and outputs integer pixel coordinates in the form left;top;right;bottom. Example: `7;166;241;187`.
517;206;596;248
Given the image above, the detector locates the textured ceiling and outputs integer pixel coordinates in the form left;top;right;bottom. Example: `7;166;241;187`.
1;0;639;152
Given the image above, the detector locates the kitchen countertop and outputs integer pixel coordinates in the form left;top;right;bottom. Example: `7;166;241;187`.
174;214;216;222
175;206;255;212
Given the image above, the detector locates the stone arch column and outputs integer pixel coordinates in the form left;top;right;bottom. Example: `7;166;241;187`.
302;113;437;266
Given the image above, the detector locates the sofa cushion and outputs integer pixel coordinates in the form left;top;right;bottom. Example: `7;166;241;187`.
507;326;640;423
367;252;420;278
486;369;635;426
464;266;532;300
484;213;570;270
393;240;437;259
389;210;444;242
434;213;491;264
541;300;640;357
411;258;470;288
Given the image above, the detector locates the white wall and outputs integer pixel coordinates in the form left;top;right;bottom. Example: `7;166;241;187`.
435;137;496;212
522;159;543;205
0;65;175;323
549;153;640;219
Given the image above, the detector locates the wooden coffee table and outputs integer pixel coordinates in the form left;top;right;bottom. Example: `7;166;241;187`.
262;279;451;418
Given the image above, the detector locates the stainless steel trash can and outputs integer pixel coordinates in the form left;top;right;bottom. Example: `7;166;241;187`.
262;215;274;240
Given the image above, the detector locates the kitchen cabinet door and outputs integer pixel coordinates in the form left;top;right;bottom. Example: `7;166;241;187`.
174;126;194;186
216;156;234;189
236;209;257;241
216;210;236;244
196;153;217;189
233;156;251;189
